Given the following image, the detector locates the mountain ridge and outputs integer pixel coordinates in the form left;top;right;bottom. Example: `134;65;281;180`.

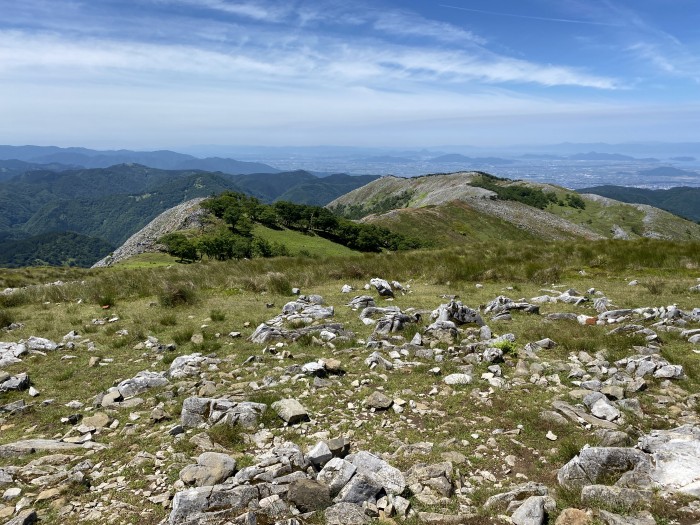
328;172;700;243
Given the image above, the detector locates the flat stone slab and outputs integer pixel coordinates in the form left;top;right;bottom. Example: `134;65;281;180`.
0;439;86;458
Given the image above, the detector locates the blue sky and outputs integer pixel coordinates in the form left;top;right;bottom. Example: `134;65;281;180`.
1;0;699;149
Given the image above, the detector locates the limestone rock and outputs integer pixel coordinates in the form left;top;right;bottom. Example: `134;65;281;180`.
349;451;405;495
557;447;650;489
116;371;168;399
179;452;236;487
511;495;546;525
287;479;332;512
272;398;309;424
325;502;369;525
364;391;393;411
580;485;651;509
370;278;393;297
555;508;591;525
181;397;267;429
443;373;472;385
318;457;357;497
169;484;259;525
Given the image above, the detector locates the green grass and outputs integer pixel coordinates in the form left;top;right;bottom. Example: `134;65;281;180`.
364;200;538;247
114;251;180;268
252;224;358;257
0;239;699;525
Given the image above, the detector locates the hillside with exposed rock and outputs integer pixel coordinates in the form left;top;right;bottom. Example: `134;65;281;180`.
328;172;700;243
1;241;699;525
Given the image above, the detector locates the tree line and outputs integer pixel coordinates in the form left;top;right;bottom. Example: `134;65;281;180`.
160;192;422;262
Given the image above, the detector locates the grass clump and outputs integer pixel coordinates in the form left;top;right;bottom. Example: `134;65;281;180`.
210;309;226;322
173;328;194;345
265;272;292;295
159;283;198;307
0;309;13;328
208;424;245;450
159;314;178;326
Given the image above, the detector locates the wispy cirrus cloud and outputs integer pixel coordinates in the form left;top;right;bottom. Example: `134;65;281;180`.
0;26;619;91
166;0;290;22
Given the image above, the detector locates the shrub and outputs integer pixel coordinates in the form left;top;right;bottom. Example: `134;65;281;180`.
0;309;13;329
265;272;291;295
159;283;198;307
210;309;226;322
173;328;194;345
208;423;244;449
159;314;178;326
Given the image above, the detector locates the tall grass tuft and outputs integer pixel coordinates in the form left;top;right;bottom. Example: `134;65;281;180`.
159;283;198;307
0;309;13;328
265;272;292;295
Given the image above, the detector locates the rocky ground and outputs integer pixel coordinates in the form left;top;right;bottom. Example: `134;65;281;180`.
1;273;700;525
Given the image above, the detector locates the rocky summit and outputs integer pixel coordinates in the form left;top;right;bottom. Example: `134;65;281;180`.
0;249;700;525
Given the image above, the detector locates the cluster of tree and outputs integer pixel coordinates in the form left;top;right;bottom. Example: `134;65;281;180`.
160;191;422;262
331;190;415;219
160;229;289;263
470;173;585;210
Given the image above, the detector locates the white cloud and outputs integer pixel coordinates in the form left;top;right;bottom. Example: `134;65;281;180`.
0;29;619;90
164;0;289;22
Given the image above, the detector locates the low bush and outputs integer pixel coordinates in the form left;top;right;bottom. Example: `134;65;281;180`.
159;283;198;307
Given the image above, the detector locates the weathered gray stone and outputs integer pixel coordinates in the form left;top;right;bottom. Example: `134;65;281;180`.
181;397;266;429
169;485;259;525
580;485;651;509
443;373;472;385
0;342;26;368
26;336;58;351
318;457;357;497
511;495;546;525
179;452;236;487
597;510;655;525
483;347;504;363
590;399;621;422
0;439;85;458
484;482;548;510
364;391;393;410
370;278;393;297
116;371;168;399
287;479;332;512
3;509;37;525
272;399;309;424
638;425;700;496
325;502;369;525
432;300;484;326
557;447;649;489
405;462;454;497
335;472;383;504
308;441;333;468
0;373;29;393
347;296;375;310
349;451;405;495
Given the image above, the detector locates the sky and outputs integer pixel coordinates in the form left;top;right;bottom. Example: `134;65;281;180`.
1;0;700;150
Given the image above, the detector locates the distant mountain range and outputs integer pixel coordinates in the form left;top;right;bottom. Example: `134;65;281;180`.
0;145;280;175
0;162;378;267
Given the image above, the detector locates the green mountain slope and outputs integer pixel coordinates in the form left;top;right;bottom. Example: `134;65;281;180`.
578;185;700;222
0;232;115;267
21;172;241;245
328;172;700;243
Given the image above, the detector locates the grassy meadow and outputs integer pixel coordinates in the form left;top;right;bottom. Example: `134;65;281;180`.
0;238;699;524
